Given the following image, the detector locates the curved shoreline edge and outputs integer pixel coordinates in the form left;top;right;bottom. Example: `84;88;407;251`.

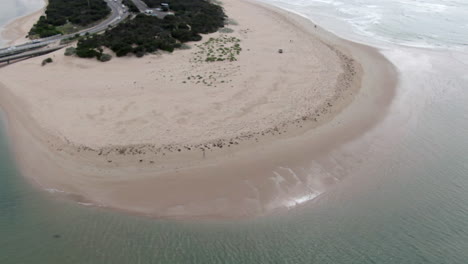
0;0;397;219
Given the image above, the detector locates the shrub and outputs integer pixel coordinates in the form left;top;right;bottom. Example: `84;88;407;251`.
98;53;112;62
29;0;110;37
179;43;191;50
219;28;234;33
225;18;238;26
41;57;53;66
64;47;76;56
76;48;99;58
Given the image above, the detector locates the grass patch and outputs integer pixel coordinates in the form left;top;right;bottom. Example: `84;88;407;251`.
192;35;242;63
64;47;76;56
218;28;234;33
56;22;85;35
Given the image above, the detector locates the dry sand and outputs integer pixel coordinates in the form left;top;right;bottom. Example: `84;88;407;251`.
0;0;397;219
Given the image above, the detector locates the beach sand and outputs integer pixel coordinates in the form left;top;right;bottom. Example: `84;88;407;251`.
0;0;396;219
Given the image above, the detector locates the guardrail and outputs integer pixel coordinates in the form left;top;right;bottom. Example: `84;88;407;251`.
0;43;51;57
0;0;128;63
0;45;66;64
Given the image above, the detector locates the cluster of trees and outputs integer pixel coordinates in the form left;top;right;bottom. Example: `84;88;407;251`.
76;0;226;59
143;0;226;33
28;16;62;38
29;0;110;38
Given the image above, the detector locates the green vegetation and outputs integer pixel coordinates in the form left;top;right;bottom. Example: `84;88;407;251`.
75;0;226;60
29;0;110;38
123;0;140;13
57;23;85;35
141;0;225;33
193;35;242;63
76;35;103;58
41;57;53;66
64;47;76;56
29;16;62;38
179;43;191;50
98;53;113;62
218;27;234;33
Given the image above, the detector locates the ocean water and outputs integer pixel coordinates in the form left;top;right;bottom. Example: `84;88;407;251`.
0;0;44;47
263;0;468;49
1;0;468;263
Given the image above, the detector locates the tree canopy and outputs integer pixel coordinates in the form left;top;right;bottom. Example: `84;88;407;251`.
76;0;226;59
143;0;225;33
29;0;110;38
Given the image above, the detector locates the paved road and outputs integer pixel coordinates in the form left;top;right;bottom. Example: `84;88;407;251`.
0;0;170;62
0;46;67;64
0;0;130;57
129;0;149;12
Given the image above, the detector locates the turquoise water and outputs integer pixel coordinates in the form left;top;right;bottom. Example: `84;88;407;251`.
2;0;468;263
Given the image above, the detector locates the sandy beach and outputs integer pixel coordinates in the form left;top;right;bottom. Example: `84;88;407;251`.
0;0;396;219
0;0;46;46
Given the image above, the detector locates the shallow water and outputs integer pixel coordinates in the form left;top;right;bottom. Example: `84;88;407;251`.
263;0;468;49
0;0;44;47
1;0;468;263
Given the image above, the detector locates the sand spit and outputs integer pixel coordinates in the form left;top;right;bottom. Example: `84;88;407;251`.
0;0;397;219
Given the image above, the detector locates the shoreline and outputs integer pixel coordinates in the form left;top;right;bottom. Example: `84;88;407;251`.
0;0;397;219
0;0;46;46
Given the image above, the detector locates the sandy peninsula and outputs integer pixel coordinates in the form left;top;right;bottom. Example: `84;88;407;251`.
0;0;396;219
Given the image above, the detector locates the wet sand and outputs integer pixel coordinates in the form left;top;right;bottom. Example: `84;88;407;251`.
0;0;397;219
